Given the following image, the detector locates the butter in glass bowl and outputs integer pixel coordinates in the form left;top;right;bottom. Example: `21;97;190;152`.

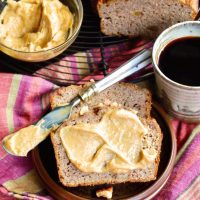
0;0;83;62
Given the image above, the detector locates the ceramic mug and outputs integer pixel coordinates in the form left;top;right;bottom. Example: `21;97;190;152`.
152;21;200;122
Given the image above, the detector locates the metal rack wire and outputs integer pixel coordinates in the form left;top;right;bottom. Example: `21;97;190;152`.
0;0;149;85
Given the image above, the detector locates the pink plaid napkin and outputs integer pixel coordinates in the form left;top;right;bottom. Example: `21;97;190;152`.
0;40;200;200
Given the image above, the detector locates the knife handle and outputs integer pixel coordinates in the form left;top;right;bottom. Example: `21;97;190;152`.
93;49;152;93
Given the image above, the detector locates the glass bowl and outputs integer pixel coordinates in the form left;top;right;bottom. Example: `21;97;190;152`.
0;0;83;62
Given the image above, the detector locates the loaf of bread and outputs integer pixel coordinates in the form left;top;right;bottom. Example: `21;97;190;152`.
97;0;198;37
50;83;163;187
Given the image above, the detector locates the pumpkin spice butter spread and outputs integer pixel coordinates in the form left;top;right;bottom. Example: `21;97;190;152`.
3;120;51;156
60;108;157;173
0;0;73;52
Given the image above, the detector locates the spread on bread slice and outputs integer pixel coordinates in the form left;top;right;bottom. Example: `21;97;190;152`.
50;83;162;187
60;107;157;174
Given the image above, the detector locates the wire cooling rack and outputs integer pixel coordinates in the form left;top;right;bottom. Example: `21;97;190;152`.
0;1;150;85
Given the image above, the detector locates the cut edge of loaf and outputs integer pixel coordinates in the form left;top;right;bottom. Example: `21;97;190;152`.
97;0;198;37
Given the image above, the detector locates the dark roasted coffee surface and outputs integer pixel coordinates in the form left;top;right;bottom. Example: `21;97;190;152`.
158;37;200;86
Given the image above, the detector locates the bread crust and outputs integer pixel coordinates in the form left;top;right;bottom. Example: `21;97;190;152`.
97;0;198;14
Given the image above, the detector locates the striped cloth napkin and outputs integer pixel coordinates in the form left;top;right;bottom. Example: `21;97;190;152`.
0;41;200;200
34;40;153;84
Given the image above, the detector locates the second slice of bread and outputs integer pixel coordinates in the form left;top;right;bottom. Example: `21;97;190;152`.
50;83;163;187
97;0;198;38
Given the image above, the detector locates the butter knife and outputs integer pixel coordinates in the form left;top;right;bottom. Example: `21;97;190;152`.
2;49;152;157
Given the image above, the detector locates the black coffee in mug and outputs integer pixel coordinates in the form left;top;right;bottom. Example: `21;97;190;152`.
158;37;200;86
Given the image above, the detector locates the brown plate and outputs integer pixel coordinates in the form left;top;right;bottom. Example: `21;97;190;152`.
32;103;177;200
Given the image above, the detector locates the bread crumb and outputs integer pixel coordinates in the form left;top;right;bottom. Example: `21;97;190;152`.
80;105;89;115
96;187;113;199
